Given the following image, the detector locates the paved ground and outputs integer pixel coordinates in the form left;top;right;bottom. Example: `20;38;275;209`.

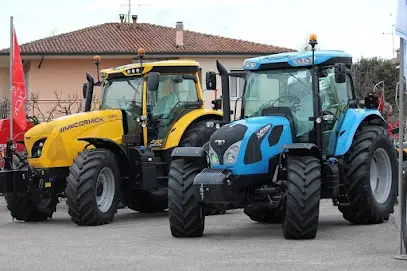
0;198;406;271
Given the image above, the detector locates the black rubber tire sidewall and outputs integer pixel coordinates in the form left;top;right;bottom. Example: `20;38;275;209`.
5;193;58;222
168;158;205;237
365;134;398;214
65;149;120;226
340;126;398;223
282;156;321;239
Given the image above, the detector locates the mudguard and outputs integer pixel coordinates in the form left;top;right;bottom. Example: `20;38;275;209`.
78;137;133;177
281;143;319;151
334;108;384;156
171;146;206;159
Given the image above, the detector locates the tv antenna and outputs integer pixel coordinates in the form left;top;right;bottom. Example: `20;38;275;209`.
121;0;148;23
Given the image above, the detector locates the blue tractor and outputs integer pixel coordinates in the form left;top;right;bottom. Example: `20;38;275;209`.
167;35;398;239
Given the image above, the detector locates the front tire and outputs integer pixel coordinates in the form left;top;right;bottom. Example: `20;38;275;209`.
338;125;397;224
179;120;226;216
65;148;120;226
282;156;321;240
168;158;205;237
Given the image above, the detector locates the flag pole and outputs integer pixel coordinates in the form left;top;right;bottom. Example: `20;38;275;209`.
8;16;13;142
394;37;407;260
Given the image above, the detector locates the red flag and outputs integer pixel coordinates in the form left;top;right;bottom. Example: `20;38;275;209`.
11;28;27;131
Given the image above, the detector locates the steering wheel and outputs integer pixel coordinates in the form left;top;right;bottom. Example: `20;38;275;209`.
128;101;142;114
271;95;301;107
322;104;342;117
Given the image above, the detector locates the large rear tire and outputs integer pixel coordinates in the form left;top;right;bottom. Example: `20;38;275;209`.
168;158;205;237
282;156;321;240
338;125;397;224
65;148;120;226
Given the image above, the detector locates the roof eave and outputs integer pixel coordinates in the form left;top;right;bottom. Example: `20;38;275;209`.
0;50;295;57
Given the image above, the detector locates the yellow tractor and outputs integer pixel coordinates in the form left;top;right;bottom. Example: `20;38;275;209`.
0;48;228;226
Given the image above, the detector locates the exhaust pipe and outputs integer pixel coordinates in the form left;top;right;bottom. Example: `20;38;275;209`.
216;60;231;123
84;72;95;112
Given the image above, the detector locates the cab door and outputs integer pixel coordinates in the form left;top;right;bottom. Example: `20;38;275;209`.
320;68;355;156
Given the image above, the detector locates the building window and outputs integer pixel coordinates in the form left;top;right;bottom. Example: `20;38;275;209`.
230;76;245;99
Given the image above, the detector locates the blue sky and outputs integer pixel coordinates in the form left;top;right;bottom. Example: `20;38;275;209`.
0;0;400;61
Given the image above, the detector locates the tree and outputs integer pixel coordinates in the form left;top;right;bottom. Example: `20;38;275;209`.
351;56;399;116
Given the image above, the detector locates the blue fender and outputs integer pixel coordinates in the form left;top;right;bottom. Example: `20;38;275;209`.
334;108;384;156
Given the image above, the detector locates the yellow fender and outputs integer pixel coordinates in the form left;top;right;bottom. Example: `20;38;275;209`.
162;109;223;150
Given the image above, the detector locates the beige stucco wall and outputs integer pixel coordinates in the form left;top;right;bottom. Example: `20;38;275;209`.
0;67;9;100
191;57;246;119
0;55;248;120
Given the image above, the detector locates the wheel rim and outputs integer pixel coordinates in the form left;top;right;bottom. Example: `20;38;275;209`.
369;148;393;204
95;167;115;213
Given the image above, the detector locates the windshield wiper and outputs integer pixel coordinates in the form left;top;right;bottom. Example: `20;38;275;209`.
287;72;309;88
127;79;142;94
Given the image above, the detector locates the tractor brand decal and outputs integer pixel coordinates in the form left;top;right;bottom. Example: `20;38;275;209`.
256;124;272;139
293;57;312;65
107;114;118;119
214;139;225;146
149;139;163;147
59;117;104;133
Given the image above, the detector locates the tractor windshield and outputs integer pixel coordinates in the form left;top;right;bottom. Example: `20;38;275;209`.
147;73;199;119
243;68;314;138
100;76;143;115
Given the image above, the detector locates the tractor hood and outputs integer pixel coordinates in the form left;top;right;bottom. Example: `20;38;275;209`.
25;110;120;138
208;116;294;175
24;109;124;168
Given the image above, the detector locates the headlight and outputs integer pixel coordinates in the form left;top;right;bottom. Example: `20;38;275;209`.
208;145;219;165
223;140;242;165
31;138;47;158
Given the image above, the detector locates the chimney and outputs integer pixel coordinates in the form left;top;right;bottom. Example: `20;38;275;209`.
132;15;138;26
119;14;125;24
176;21;184;47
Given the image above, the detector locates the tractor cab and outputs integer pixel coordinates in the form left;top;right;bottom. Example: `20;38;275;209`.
83;48;219;150
239;49;356;156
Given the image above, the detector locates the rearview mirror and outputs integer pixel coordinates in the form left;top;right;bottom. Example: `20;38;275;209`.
334;63;346;83
206;71;217;90
211;98;222;110
82;83;87;98
147;72;160;91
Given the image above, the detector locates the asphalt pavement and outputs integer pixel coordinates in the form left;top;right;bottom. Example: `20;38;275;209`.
0;198;406;271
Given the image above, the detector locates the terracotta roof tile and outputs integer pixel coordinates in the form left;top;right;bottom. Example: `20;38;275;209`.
0;22;295;55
